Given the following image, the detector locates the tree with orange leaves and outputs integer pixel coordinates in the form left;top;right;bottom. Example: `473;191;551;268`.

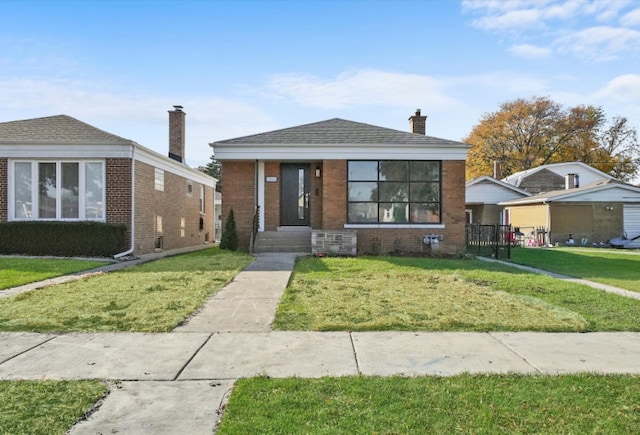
465;96;639;183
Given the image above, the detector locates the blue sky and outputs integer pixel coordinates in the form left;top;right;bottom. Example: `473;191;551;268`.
2;0;639;169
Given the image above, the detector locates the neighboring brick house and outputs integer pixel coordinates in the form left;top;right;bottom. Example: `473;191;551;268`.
0;107;216;256
500;179;640;247
496;162;640;247
211;110;470;255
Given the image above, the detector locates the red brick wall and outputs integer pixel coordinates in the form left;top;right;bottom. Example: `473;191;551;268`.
0;159;7;222
221;161;256;250
133;160;214;254
264;162;280;230
322;160;347;229
441;160;467;250
106;158;133;245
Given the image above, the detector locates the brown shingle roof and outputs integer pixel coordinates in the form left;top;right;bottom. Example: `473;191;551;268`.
0;115;135;145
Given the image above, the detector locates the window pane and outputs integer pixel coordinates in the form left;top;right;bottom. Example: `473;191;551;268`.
379;182;408;202
348;161;377;180
199;184;205;213
410;203;440;223
155;168;164;191
348;182;378;201
85;162;104;219
62;163;79;218
379;203;409;223
410;161;440;181
348;203;377;223
38;163;56;218
410;182;439;202
379;161;408;181
14;162;32;219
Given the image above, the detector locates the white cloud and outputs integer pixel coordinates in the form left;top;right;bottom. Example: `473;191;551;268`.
621;7;640;26
508;44;553;59
463;0;639;61
594;73;640;103
264;69;460;110
0;78;275;168
555;25;640;61
470;8;543;31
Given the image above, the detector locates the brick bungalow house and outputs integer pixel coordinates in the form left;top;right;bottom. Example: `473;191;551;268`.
211;110;469;255
0;107;216;256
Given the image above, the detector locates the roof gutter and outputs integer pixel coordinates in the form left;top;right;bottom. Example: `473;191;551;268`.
114;145;136;259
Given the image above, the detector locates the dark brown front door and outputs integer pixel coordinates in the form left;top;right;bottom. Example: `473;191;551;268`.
280;163;310;226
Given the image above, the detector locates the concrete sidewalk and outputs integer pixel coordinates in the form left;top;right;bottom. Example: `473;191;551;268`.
3;331;640;381
2;251;640;433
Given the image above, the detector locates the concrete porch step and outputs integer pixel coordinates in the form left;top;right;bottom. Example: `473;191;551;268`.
254;229;311;253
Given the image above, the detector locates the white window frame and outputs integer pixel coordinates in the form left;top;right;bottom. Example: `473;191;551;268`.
8;159;106;221
199;184;205;213
154;168;165;191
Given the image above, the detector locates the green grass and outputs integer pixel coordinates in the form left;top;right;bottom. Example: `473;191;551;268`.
0;257;109;290
0;380;107;434
0;247;253;332
274;256;640;331
510;247;640;292
217;374;640;434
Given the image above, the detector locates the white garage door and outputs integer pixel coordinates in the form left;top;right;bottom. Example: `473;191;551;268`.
623;204;640;238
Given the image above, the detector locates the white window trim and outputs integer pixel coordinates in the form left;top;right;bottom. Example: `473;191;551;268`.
8;159;106;222
199;184;205;213
154;168;165;191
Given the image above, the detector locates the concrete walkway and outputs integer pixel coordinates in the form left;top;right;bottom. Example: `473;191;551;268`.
1;251;640;433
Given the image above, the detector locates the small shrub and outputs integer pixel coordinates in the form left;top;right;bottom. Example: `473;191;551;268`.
220;209;239;251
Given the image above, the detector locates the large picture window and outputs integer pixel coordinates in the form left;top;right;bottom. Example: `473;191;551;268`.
11;161;105;221
348;160;441;224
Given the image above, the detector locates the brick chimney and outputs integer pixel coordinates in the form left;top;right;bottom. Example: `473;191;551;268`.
169;105;186;163
493;160;502;179
409;109;427;135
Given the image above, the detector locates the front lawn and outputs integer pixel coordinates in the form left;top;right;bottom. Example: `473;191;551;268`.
0;380;107;434
0;247;253;332
510;247;640;292
0;257;109;290
217;374;640;434
274;256;640;331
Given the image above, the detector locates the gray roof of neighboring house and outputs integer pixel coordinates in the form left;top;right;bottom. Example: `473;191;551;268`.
0;115;136;145
466;175;531;195
214;118;468;147
500;179;640;205
502;161;615;187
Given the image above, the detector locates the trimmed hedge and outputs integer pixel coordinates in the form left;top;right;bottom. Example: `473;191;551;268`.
0;221;127;257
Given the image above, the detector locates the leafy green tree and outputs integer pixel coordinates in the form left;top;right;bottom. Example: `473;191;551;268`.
219;209;239;251
198;155;222;192
465;96;639;182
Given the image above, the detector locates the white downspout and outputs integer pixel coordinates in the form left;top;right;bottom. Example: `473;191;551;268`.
114;145;136;259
